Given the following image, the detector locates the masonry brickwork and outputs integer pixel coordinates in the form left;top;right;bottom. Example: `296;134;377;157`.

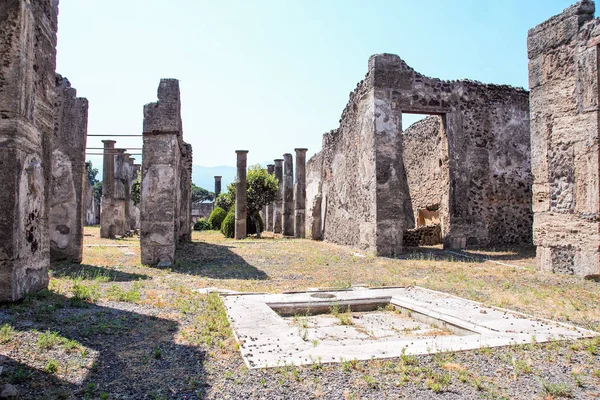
0;0;60;301
528;0;600;277
49;75;88;262
307;54;532;255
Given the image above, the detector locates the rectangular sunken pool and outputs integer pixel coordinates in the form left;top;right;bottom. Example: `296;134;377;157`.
222;287;597;368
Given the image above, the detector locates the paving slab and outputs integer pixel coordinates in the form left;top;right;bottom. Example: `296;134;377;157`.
222;286;598;368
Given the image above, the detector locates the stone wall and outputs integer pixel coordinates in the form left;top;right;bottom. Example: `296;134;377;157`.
307;54;531;255
0;0;59;301
402;116;447;230
49;75;88;262
528;0;600;277
192;202;213;220
84;180;99;226
140;79;192;266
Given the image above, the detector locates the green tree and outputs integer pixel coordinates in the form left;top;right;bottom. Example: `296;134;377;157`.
191;183;214;203
86;161;102;202
222;165;278;238
131;173;141;205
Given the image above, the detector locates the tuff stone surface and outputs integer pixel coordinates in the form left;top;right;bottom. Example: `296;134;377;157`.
140;79;191;265
306;54;531;255
528;0;600;277
273;159;284;234
283;153;294;236
49;75;88;262
0;0;59;301
235;151;248;240
294;149;307;238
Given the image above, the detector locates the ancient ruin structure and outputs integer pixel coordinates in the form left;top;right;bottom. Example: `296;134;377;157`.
294;149;308;238
214;176;222;197
84;180;99;226
273;159;284;234
529;0;600;277
306;54;531;256
235;150;249;240
140;79;192;266
100;141;122;238
0;0;59;301
266;164;275;231
49;75;89;262
283;153;295;236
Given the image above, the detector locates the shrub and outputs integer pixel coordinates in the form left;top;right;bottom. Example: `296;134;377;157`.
194;217;212;231
247;213;264;235
215;192;234;212
220;210;264;237
208;207;227;230
221;210;236;238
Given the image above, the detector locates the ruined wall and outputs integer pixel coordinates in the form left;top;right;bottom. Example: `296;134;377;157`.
528;0;600;277
0;0;59;301
140;79;191;266
309;54;531;255
402;116;446;230
305;151;323;240
84;180;99;226
50;75;88;262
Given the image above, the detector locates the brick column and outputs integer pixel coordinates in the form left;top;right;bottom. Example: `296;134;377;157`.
273;159;284;233
294;148;308;238
283;153;294;236
235;150;249;240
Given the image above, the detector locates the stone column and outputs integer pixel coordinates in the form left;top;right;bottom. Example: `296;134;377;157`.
100;140;117;238
235;151;249;240
273;159;284;233
50;75;89;263
266;164;275;231
214;176;222;198
294;148;308;238
0;0;59;301
283;153;295;236
141;79;184;266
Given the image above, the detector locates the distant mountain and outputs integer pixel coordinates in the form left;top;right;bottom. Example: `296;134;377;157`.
192;162;272;192
192;165;236;192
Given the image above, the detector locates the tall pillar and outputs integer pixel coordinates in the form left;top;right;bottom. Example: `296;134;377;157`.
214;176;222;198
266;164;275;231
0;0;59;301
50;75;89;263
235;151;249;240
100;140;117;238
283;153;295;236
294;148;308;238
140;79;185;266
273;159;284;233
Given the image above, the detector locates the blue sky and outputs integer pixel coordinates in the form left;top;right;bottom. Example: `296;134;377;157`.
56;0;588;177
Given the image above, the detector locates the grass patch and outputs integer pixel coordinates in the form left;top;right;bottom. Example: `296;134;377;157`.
0;323;15;343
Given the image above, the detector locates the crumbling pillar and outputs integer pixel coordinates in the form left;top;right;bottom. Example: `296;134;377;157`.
266;164;275;231
50;75;89;262
528;1;600;277
179;142;193;242
235;150;249;240
0;0;59;301
214;176;222;198
283;153;295;236
273;159;284;233
100;140;116;238
294;149;307;238
140;79;185;266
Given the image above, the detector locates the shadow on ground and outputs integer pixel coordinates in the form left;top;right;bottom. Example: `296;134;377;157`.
0;291;207;399
51;263;150;282
397;245;536;265
173;241;269;280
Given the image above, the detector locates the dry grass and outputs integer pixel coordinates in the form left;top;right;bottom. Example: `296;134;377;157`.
0;226;598;398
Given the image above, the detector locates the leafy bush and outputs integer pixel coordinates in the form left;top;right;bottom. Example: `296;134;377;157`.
220;210;264;238
221;210;236;238
194;218;212;231
247;213;264;235
215;191;234;212
208;207;227;231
